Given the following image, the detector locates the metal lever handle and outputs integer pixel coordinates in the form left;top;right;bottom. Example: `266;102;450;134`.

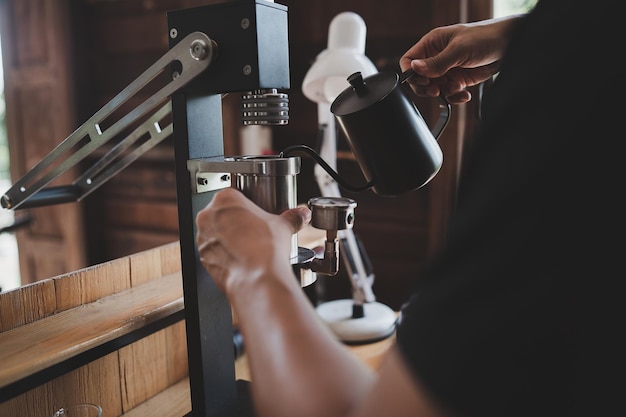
1;32;216;210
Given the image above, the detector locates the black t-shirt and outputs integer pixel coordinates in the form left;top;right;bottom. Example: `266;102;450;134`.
396;1;622;416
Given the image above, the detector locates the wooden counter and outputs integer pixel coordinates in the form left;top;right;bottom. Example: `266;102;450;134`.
0;242;187;416
234;335;396;382
0;235;395;417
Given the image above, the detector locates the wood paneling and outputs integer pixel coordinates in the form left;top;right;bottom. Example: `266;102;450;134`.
0;242;188;417
0;0;87;283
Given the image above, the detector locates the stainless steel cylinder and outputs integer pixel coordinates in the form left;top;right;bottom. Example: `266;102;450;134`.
232;155;299;217
231;156;314;286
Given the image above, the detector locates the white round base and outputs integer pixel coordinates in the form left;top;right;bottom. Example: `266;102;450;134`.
316;299;398;344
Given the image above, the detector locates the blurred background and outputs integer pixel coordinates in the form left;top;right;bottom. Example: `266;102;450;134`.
0;0;537;303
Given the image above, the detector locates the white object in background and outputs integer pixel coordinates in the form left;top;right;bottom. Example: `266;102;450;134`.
0;178;21;292
301;12;397;344
302;12;377;104
240;125;273;156
316;299;398;343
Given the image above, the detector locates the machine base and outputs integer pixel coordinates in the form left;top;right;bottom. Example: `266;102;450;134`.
316;299;398;344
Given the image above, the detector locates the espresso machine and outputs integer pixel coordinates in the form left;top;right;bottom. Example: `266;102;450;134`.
0;1;360;415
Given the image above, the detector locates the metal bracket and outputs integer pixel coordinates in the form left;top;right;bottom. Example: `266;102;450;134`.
187;156;300;194
1;32;216;210
195;172;232;194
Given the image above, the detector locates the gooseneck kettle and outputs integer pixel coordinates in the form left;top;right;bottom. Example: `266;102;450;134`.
330;70;451;196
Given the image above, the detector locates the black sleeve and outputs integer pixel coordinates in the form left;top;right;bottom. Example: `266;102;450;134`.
395;1;622;416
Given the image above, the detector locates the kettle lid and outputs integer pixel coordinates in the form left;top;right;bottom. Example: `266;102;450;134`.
330;71;399;116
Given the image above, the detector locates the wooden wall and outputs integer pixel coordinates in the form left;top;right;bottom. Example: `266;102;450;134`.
0;0;87;284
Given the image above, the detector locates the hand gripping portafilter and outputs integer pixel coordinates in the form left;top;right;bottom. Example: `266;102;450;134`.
187;155;358;288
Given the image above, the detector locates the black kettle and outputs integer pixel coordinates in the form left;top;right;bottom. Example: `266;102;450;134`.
330;70;450;196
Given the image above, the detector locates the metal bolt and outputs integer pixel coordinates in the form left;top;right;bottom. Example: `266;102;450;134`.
1;195;12;209
190;39;209;61
243;65;252;76
197;177;208;186
221;174;231;182
172;71;180;80
241;18;250;29
169;28;178;39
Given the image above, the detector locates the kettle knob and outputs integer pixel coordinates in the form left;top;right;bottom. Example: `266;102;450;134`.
347;72;367;95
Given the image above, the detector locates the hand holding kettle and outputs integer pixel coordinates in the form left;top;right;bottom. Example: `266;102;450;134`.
327;16;526;197
399;15;524;104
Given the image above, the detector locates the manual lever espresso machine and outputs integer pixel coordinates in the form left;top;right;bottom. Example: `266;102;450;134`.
0;1;361;415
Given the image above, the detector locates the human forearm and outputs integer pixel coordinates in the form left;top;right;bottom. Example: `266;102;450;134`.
230;267;375;417
196;188;376;417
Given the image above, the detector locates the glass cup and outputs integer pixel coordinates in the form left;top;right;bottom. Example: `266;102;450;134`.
52;403;102;417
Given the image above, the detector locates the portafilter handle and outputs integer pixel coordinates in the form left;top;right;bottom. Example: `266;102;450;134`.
306;197;357;276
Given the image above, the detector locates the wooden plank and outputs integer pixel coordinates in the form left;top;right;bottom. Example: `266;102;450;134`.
129;245;164;287
51;353;124;417
119;378;191;417
0;279;56;331
0;272;183;390
118;322;188;412
159;241;181;276
164;321;188;383
54;257;131;312
0;353;124;417
0;330;189;416
119;331;169;411
127;241;181;286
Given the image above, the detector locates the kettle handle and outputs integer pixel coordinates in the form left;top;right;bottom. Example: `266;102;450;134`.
431;97;451;139
399;69;451;140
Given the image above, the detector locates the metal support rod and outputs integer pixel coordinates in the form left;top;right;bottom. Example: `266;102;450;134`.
168;2;290;415
172;92;238;416
1;34;212;210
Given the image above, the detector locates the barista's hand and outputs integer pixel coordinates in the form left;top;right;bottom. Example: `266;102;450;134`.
196;187;311;296
400;15;525;104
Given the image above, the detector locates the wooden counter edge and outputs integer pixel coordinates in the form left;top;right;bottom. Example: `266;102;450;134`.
0;272;184;389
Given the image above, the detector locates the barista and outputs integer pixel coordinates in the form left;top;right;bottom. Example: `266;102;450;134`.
195;0;619;416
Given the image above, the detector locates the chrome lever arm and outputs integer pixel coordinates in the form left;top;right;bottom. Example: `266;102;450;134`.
1;31;216;210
